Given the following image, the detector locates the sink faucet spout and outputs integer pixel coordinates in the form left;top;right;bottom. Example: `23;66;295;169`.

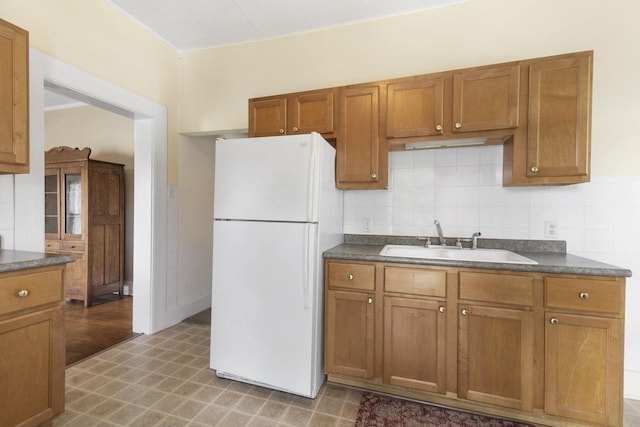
434;220;446;246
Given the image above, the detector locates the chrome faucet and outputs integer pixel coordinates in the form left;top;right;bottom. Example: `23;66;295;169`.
434;220;446;246
472;232;481;250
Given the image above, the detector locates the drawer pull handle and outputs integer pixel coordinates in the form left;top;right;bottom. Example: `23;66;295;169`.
550;318;559;325
17;289;30;298
348;274;354;280
438;306;446;313
461;308;469;316
367;297;373;304
579;292;589;300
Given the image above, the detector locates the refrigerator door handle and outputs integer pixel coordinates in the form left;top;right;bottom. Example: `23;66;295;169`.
303;224;314;310
306;136;317;222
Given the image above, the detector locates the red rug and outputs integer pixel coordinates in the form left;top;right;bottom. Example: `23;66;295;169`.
356;393;535;426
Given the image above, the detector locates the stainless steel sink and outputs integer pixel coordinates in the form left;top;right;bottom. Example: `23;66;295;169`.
379;245;538;265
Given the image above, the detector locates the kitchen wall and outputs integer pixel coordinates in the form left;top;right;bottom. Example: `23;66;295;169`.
178;0;640;177
44;105;135;285
176;0;640;397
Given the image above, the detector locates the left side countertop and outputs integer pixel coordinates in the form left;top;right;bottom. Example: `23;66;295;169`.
0;250;75;273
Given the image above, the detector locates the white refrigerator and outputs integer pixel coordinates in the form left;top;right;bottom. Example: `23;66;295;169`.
210;132;343;398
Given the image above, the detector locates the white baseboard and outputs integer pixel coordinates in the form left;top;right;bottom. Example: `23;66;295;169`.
625;369;640;400
165;294;211;328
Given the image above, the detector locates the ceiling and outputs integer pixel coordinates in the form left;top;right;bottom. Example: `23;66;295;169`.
107;0;466;51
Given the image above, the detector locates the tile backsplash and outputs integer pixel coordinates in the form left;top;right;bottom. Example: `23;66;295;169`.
344;145;640;263
0;175;14;249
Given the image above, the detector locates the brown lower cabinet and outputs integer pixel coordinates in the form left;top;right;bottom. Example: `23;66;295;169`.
0;265;66;427
324;259;625;427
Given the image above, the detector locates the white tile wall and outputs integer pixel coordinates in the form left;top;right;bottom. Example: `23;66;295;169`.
0;175;15;249
344;145;640;394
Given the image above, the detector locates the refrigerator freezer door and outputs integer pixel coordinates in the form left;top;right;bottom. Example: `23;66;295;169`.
210;220;323;397
214;134;324;222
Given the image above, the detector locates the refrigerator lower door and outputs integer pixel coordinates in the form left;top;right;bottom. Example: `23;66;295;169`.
210;220;323;398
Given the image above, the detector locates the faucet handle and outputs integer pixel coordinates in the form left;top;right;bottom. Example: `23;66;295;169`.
417;236;432;247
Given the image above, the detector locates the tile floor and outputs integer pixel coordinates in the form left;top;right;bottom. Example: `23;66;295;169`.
54;322;361;426
54;321;640;427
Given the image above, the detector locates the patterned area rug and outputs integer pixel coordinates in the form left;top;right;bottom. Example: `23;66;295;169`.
356;393;535;426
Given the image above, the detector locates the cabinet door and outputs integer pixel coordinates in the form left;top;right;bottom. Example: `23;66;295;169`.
44;169;61;240
0;307;65;427
337;85;387;189
89;166;124;291
458;304;533;411
289;89;335;136
386;77;444;138
0;18;29;174
61;166;85;240
325;290;375;379
248;97;287;137
527;55;591;178
63;251;87;301
383;297;446;393
545;312;622;426
453;64;520;133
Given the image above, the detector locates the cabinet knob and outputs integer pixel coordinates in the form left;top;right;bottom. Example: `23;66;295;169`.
550;317;559;325
435;125;443;132
279;129;285;134
579;292;589;300
455;122;462;129
461;308;469;316
367;297;373;304
348;274;354;280
17;289;30;298
531;166;539;173
292;127;298;132
370;173;378;180
438;306;446;313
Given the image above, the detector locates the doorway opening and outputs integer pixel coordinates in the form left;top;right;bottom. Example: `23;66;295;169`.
21;50;169;336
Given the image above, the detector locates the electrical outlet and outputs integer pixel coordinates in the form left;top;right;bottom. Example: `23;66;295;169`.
363;218;373;233
545;220;558;238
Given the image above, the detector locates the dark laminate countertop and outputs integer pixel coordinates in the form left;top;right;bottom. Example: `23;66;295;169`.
0;250;75;273
324;235;632;278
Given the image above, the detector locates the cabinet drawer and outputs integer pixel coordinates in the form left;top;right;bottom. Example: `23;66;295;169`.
545;277;622;315
459;271;533;306
327;262;375;291
45;241;60;251
60;241;85;252
384;266;446;297
0;268;63;316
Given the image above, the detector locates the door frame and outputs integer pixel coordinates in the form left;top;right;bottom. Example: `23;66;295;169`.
15;49;168;334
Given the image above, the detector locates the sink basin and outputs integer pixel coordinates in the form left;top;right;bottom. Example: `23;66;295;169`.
379;245;538;265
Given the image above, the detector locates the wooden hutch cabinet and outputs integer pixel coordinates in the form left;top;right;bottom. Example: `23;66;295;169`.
44;146;125;307
0;18;29;174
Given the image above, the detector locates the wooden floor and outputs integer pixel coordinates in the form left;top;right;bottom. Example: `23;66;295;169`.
64;295;137;366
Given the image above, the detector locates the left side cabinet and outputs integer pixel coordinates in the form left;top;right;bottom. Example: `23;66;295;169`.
0;18;29;174
0;265;66;427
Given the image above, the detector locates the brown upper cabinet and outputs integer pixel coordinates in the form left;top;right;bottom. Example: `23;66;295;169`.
336;84;388;190
386;64;520;141
452;64;520;133
0;18;29;174
504;51;592;186
386;76;444;139
248;51;592;188
249;88;337;138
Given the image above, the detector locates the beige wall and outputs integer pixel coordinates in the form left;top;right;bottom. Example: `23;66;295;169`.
45;105;134;282
179;0;640;176
0;0;180;184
